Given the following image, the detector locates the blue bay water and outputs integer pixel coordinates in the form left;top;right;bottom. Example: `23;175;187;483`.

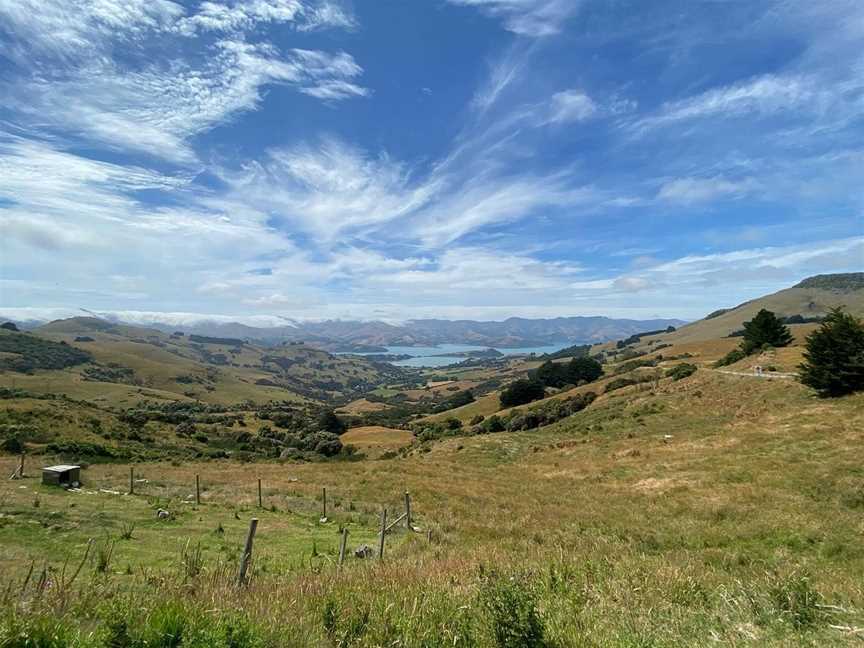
347;343;572;368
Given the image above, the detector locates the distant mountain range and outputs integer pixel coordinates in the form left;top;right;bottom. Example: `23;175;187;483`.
140;315;690;349
2;312;686;350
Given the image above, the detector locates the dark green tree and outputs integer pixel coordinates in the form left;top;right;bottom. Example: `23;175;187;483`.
317;409;346;434
799;308;864;397
534;360;564;387
534;357;603;388
740;309;793;354
499;379;546;408
568;356;603;383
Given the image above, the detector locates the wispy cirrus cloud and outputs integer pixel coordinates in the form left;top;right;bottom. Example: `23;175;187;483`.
1;0;862;324
176;0;355;35
0;0;184;62
0;0;364;163
221;137;439;240
657;176;758;205
448;0;579;37
6;42;367;163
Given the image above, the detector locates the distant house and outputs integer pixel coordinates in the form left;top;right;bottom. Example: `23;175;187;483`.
41;464;81;488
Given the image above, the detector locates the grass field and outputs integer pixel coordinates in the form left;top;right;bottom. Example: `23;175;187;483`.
340;426;414;457
3;369;864;646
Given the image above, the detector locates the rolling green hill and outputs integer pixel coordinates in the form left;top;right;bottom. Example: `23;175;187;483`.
661;273;864;345
0;317;406;407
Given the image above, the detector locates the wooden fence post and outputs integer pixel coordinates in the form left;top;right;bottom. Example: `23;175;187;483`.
257;478;262;509
378;508;387;560
404;491;411;531
237;518;258;586
129;466;134;495
322;486;327;521
195;474;200;505
338;527;348;566
9;453;24;480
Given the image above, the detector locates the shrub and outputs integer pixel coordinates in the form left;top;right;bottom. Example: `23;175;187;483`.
497;393;596;434
500;379;546;408
799;308;864;397
615;358;656;375
1;436;24;454
312;432;343;457
666;363;697;381
604;378;636;393
769;574;826;629
317;410;346;434
484;415;505;433
46;441;115;458
714;348;746;368
0;332;92;373
469;415;485;426
175;421;197;437
479;572;547;648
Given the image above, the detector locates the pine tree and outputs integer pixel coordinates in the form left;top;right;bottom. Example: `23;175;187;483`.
799;308;864;397
740;309;793;354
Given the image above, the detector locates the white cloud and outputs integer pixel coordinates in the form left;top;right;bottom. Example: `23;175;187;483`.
412;172;597;246
657;176;756;205
659;75;811;122
613;277;653;292
5;42;368;163
222;137;439;239
0;0;184;62
448;0;579;37
0;1;365;163
632;72;855;136
546;89;597;123
176;0;354;35
470;47;526;113
363;247;583;294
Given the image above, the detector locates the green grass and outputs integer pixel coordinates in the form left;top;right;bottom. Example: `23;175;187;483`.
2;371;864;645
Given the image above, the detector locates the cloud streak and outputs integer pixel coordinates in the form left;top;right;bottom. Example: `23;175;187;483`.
0;0;365;163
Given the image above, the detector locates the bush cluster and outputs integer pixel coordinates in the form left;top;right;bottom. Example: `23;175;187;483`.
665;363;697;381
500;392;596;432
0;332;92;373
532;357;603;388
433;389;475;413
413;392;596;443
500;379;546;408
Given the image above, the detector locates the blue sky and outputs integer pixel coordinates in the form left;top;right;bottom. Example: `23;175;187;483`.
0;0;861;325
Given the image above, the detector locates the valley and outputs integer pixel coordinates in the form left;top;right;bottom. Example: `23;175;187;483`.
1;274;863;645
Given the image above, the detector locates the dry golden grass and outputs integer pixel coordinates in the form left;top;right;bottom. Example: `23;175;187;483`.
336;398;390;414
341;425;413;457
2;371;864;644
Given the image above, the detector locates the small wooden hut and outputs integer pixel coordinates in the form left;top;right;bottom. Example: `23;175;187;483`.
41;464;81;488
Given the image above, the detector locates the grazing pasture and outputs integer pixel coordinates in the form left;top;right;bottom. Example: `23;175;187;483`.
2;371;864;645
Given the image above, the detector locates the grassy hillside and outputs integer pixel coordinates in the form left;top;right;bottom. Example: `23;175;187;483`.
2;370;863;645
0;318;404;407
662;273;864;344
2;278;864;644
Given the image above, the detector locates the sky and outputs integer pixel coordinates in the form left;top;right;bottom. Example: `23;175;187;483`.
0;0;861;325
